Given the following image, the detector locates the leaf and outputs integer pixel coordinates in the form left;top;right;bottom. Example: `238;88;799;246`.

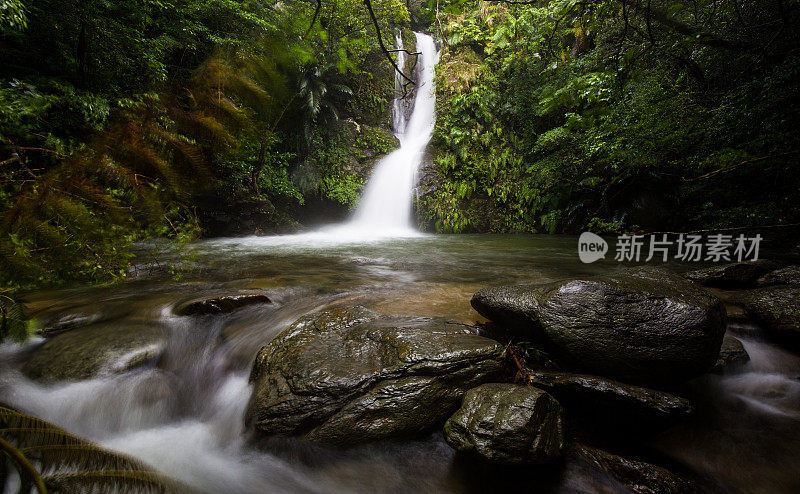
0;404;194;493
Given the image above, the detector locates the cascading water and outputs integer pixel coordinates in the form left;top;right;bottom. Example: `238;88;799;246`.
191;32;438;249
346;32;439;235
391;32;408;136
3;236;800;493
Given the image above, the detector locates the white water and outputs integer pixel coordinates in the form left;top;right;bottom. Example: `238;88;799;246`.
207;32;438;250
344;32;439;237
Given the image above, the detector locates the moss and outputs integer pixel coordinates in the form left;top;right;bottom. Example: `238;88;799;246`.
355;125;399;157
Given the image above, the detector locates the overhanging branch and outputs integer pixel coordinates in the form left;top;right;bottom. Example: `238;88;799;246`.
362;0;415;85
303;0;322;38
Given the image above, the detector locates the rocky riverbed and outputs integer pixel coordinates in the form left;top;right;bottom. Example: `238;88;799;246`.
4;235;800;493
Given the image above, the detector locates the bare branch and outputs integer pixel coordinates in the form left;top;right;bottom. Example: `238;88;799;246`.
303;0;323;39
362;0;415;85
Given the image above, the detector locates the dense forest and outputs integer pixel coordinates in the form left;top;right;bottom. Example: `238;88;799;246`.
0;0;410;291
420;0;800;234
3;2;800;492
1;0;799;289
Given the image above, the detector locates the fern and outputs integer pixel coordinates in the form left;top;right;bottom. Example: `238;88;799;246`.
0;404;193;493
0;290;29;342
0;47;276;288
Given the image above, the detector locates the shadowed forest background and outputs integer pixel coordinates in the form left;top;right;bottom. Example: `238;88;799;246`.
1;0;799;292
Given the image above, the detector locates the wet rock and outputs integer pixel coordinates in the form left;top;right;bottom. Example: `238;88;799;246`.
34;300;133;337
756;265;800;287
37;312;103;336
712;334;750;373
22;323;165;381
570;444;704;494
175;294;272;316
736;286;800;344
443;383;564;464
685;260;777;288
471;268;726;383
245;306;505;446
525;371;692;431
725;304;749;322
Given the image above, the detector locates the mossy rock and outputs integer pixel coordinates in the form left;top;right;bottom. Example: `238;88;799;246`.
245;306;505;445
23;322;165;381
444;383;564;465
736;286;800;346
685;260;778;288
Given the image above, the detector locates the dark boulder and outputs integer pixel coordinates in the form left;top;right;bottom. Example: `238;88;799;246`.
685;260;778;288
244;306;505;446
443;383;564;464
569;444;705;494
711;334;750;373
756;265;800;287
471;268;726;383
175;293;272;316
736;286;800;345
526;371;692;433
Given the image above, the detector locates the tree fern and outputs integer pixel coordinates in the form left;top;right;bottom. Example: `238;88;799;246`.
0;47;275;288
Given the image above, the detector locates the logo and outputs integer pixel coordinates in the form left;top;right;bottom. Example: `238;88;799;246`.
577;232;762;264
578;232;608;263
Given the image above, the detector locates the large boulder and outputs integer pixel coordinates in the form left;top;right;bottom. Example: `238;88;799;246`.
685;260;777;288
756;265;800;287
244;306;505;446
736;286;800;344
471;268;726;383
526;371;692;433
23;322;165;381
444;383;564;465
568;444;705;494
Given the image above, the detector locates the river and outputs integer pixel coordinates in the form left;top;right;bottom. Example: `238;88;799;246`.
1;234;800;493
2;29;800;493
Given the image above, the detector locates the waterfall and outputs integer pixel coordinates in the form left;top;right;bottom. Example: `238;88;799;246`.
346;32;439;236
392;32;407;136
200;32;439;248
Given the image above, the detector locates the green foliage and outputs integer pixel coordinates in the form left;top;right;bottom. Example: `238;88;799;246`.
355;126;397;157
0;50;273;287
1;0;411;289
422;0;800;233
0;290;33;342
0;403;191;492
0;0;26;30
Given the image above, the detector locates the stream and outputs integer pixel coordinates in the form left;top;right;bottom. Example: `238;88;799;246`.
1;235;800;493
2;30;800;493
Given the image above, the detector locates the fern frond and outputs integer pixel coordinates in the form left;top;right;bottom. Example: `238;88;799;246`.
0;436;47;493
0;405;194;493
174;112;236;149
24;444;153;475
45;470;192;494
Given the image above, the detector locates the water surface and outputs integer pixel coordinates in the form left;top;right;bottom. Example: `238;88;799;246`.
1;234;798;493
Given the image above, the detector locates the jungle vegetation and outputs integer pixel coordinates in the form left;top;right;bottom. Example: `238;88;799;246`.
421;0;800;233
0;0;408;291
1;0;798;291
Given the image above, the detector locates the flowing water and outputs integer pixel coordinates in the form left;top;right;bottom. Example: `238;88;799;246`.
2;30;800;494
2;237;800;493
345;32;438;236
